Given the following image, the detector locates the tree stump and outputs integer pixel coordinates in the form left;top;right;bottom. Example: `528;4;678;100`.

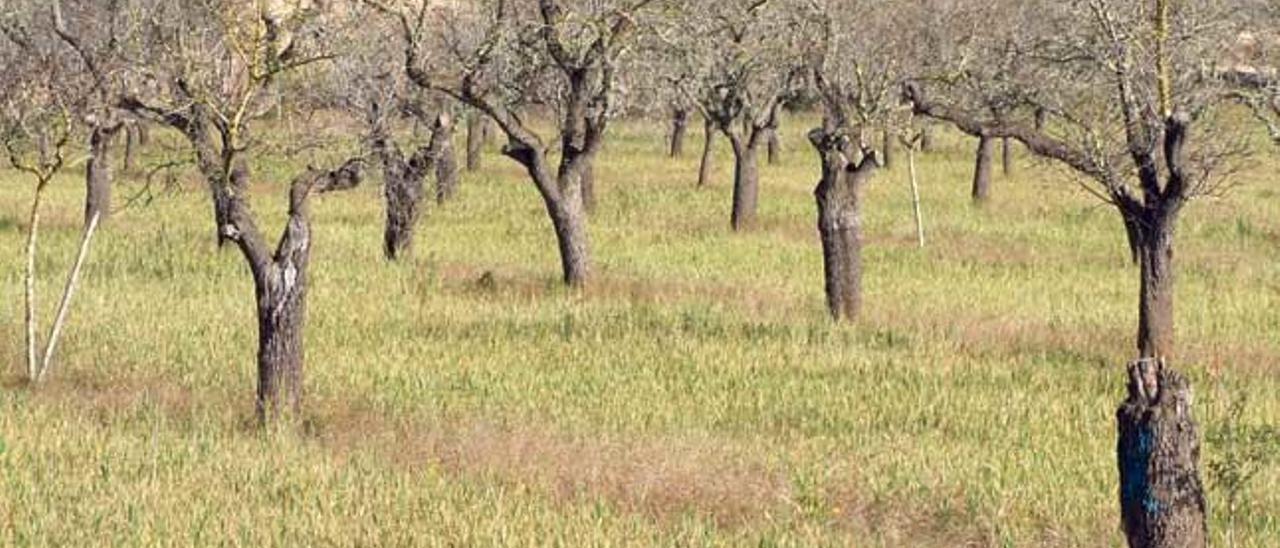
1116;358;1207;548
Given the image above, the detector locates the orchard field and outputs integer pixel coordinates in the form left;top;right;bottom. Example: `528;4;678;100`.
2;118;1277;546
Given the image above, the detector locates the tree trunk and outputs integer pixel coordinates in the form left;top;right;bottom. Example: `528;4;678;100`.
766;127;781;165
812;135;874;321
380;143;432;261
698;118;716;187
253;259;307;423
1117;359;1207;548
124;123;140;174
881;129;894;170
433;113;459;204
669;108;689;158
84;127;116;228
466;112;484;172
971;135;995;204
24;182;46;381
730;136;761;231
1001;137;1014;176
1135;214;1176;359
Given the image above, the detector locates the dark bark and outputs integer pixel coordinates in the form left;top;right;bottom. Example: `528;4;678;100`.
920;123;935;152
1117;359;1207;548
123;123;140;173
698;117;716;187
811;129;878;321
729;135;761;231
1133;210;1177;359
506;141;593;287
376;134;434;261
433;112;459;204
1034;107;1048;132
971;135;995;204
669;108;689;158
466;111;484;172
84;126;118;227
766;127;781;165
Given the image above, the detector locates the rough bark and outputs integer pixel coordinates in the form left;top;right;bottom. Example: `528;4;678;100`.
971;135;995;204
811;130;877;321
504;141;593;287
729;135;761;231
1134;212;1177;359
1117;359;1207;548
376;135;434;261
466;112;484;172
433;112;459;204
920;123;935;152
123;123;140;173
669;108;689;158
84;127;117;227
697;117;716;187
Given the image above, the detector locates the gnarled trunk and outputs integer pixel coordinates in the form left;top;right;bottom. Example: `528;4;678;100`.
253;252;308;422
670;108;689;158
729;136;761;231
84;127;117;228
579;155;597;214
971;135;994;204
433;113;459;204
1134;211;1177;359
698;118;716;187
811;134;874;321
1117;359;1207;548
379;140;433;261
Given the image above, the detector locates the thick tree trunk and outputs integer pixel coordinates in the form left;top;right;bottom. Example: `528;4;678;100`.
380;144;432;260
548;195;591;287
812;138;873;321
669;108;689;158
1001;137;1014;176
698;118;716;187
729;137;761;231
466;112;484;172
253;259;307;422
433;113;459;204
971;135;995;204
213;162;249;248
84;127;116;228
1135;215;1176;359
1117;359;1207;548
766;128;781;165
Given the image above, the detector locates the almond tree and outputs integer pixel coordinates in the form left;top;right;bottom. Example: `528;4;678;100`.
366;0;660;287
801;0;903;321
665;0;805;230
116;1;364;423
1;8;100;383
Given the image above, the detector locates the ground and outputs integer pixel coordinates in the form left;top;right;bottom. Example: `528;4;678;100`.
1;116;1277;546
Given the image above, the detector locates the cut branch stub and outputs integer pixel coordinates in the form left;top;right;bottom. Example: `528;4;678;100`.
1116;358;1207;548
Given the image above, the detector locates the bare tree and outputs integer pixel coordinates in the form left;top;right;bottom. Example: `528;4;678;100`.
906;0;1244;360
367;0;660;287
666;0;805;230
116;1;364;423
801;0;902;321
1;7;101;383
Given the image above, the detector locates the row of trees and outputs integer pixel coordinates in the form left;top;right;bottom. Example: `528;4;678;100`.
4;2;1277;544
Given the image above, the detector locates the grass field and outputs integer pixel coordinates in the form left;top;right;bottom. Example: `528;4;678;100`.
1;116;1277;546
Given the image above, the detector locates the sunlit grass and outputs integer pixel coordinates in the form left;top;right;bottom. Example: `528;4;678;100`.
1;115;1277;546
